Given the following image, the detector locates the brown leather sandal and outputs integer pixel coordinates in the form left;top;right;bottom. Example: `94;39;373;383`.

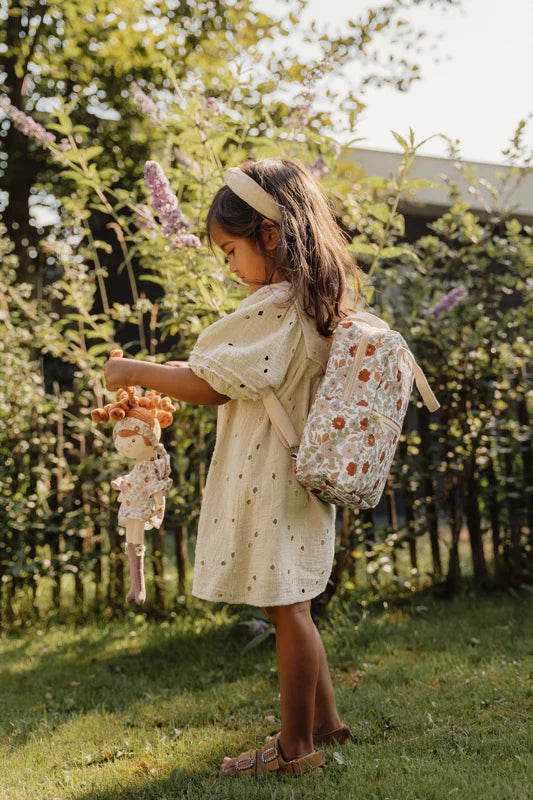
265;722;352;747
221;732;326;777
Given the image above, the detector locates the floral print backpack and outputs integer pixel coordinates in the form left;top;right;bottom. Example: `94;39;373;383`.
262;311;440;510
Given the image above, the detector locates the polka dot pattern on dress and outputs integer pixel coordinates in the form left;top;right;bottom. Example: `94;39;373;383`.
188;281;336;605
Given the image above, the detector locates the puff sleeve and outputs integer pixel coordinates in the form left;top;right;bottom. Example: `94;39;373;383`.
188;283;301;401
110;474;129;491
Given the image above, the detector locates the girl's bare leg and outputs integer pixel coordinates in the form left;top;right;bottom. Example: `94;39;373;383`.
221;599;317;774
309;622;343;734
220;600;343;773
262;603;342;734
269;600;318;761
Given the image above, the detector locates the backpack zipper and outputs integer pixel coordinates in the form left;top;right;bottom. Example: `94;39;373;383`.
342;331;369;403
371;410;402;436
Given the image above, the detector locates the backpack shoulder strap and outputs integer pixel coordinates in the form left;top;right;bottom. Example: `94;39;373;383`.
353;313;440;413
399;348;441;412
350;311;390;330
262;391;300;458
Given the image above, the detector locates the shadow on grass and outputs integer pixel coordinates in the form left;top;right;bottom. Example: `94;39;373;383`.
73;769;335;800
70;768;336;800
2;584;532;800
0;607;277;753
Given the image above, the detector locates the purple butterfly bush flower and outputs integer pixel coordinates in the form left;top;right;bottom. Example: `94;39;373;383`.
285;92;315;129
173;148;193;169
143;160;202;249
49;137;75;163
171;233;202;249
427;285;469;317
204;96;221;115
143;160;191;236
310;154;329;178
248;619;269;634
0;95;56;146
130;81;162;124
173;147;201;174
330;141;342;158
134;203;157;231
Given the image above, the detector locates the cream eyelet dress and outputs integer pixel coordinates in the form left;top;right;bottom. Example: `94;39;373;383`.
187;280;336;606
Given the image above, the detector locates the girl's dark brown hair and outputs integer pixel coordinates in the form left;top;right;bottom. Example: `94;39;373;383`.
205;156;364;337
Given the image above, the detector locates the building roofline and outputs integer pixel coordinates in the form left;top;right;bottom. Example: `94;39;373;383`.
342;145;533;222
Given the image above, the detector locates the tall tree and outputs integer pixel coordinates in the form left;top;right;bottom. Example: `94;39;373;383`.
0;0;459;284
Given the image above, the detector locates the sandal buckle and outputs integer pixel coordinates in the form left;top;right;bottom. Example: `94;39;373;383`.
234;756;255;771
261;745;279;763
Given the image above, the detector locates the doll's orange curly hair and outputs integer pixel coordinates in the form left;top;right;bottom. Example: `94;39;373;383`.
91;385;176;432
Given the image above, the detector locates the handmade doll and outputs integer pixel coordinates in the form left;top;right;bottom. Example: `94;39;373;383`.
91;352;176;605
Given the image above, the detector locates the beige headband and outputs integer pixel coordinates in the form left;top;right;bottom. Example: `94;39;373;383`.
224;167;282;223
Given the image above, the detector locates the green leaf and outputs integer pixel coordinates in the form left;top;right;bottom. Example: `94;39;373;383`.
402;179;445;190
60;149;90;165
57;111;73;135
83;146;104;161
368;203;391;223
138;275;167;286
169;767;181;783
391;130;408;150
505;219;522;235
88;343;114;357
359;176;389;188
240;629;273;655
47;122;71;135
363;285;375;305
56;169;84;182
390;214;405;236
348;242;379;255
72;124;92;135
63;313;88;323
380;246;420;262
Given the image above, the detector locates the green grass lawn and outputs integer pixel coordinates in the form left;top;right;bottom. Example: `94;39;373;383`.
1;586;532;800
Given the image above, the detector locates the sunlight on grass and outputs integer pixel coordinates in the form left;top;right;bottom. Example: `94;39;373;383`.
1;586;532;799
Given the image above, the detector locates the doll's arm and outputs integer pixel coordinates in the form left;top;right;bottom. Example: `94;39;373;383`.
111;475;128;491
152;490;169;520
153;490;164;508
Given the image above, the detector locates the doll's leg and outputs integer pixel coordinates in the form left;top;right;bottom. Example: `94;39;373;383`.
130;519;146;606
124;521;138;603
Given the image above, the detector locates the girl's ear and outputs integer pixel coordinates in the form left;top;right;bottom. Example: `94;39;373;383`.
260;220;280;252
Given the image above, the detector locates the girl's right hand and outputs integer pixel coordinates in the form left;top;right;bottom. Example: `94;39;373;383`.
104;355;134;391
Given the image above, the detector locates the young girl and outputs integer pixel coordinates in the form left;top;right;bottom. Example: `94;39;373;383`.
104;156;362;778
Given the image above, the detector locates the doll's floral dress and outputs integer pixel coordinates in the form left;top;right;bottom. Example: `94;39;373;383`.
111;458;172;530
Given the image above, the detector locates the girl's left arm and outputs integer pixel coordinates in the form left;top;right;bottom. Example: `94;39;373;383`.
104;357;230;406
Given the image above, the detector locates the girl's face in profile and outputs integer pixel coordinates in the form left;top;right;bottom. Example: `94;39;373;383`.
210;220;285;293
